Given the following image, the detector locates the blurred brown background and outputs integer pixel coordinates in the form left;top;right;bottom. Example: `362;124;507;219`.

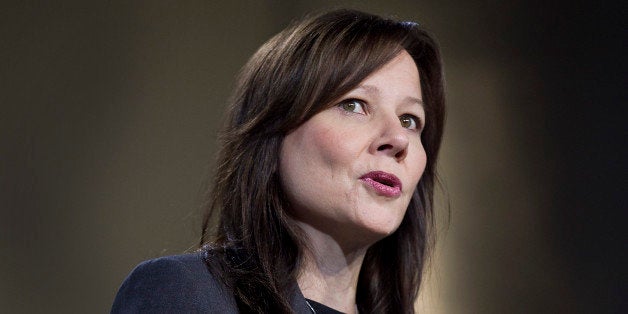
1;1;624;313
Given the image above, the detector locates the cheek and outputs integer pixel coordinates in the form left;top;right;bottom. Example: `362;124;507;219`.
409;143;428;184
304;123;358;169
280;117;361;190
280;123;343;190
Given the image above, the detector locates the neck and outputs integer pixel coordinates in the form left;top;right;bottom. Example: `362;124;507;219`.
297;222;369;314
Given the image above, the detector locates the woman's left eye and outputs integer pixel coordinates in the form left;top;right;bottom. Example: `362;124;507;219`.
338;99;366;114
399;114;421;130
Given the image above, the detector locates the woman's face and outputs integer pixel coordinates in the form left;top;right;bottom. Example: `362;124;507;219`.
279;50;426;246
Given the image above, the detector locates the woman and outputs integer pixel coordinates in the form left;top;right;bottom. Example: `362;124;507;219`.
112;9;445;314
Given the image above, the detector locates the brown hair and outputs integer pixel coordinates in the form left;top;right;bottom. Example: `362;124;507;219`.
200;9;445;313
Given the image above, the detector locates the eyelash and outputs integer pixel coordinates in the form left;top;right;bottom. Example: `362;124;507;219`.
400;114;423;131
337;98;367;115
336;98;424;132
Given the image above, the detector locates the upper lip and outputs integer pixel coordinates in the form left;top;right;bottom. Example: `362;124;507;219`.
359;171;402;191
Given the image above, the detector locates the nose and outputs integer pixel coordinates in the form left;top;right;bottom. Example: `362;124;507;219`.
370;115;410;162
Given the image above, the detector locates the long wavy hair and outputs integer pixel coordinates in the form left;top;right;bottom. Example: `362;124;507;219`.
200;9;445;313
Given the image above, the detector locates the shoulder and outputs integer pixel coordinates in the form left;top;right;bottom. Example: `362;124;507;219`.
111;252;237;313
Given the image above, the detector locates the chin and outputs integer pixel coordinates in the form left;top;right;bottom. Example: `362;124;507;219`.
366;221;403;237
347;214;404;246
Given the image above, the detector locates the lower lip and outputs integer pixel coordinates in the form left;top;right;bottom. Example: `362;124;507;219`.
360;178;401;197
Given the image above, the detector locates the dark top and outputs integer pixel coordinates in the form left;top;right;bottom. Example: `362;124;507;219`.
111;252;339;313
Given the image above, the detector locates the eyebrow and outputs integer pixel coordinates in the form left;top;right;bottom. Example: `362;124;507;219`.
354;84;424;108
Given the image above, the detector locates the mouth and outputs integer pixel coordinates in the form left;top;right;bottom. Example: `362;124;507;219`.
359;171;402;197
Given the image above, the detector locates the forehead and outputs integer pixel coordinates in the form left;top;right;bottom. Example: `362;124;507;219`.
360;50;420;85
352;83;424;110
351;51;423;106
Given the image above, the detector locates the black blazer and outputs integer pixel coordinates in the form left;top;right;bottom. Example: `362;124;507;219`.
111;252;312;313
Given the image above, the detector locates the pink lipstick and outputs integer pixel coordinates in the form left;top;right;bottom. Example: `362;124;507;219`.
359;171;402;197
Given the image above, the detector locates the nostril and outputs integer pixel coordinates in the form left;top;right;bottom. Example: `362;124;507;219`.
377;144;393;151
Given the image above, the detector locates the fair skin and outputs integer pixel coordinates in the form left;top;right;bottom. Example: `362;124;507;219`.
280;50;426;313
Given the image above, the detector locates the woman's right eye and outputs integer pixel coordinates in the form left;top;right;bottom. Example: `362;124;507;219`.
338;99;367;114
